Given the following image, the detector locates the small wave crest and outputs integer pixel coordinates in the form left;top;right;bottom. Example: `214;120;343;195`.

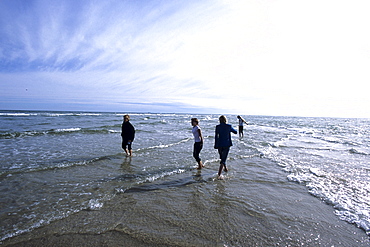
335;210;370;236
113;168;188;186
0;112;38;117
54;128;81;132
85;199;104;211
349;148;368;155
0;127;120;139
306;173;370;236
1;157;107;177
0;112;103;117
118;168;209;194
136;138;191;151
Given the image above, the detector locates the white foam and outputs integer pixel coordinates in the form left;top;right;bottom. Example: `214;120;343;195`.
0;113;35;116
87;199;104;210
54;128;81;132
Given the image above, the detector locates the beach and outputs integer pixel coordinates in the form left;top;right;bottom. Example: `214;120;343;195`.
2;156;368;246
1;112;369;246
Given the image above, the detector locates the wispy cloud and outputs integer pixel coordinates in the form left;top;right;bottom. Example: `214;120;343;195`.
1;0;370;117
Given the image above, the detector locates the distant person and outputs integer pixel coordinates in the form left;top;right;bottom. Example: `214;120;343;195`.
214;115;237;179
191;118;204;169
121;114;135;157
237;115;248;138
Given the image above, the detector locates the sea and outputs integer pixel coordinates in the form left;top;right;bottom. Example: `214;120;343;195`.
0;110;369;246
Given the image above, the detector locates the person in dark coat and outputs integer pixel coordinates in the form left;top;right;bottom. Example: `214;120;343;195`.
214;115;237;179
121;114;135;156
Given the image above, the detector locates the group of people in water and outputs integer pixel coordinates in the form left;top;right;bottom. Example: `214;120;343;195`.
121;114;248;179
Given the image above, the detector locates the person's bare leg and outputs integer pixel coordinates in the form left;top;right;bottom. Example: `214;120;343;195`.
218;163;224;176
218;164;224;180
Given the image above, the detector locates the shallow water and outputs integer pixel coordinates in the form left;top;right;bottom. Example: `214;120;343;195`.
1;111;369;245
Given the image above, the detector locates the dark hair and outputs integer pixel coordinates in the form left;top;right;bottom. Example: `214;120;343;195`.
219;115;227;123
191;118;199;124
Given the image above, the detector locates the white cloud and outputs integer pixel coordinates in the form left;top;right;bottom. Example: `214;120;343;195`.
1;0;370;117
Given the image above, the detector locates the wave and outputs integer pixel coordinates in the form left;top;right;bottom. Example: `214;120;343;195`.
39;113;102;117
0;112;104;117
0;159;201;242
348;148;368;155
0;127;120;139
0;156;111;177
307;173;370;236
0;204;83;242
54;128;81;132
261;130;370;237
123;174;209;193
0;135;190;176
112;168;189;193
0;112;38;117
136;138;191;151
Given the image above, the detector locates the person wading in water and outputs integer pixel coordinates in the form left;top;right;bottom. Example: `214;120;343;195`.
214;115;237;179
121;114;135;157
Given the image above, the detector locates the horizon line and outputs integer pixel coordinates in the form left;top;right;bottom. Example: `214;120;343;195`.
1;109;369;120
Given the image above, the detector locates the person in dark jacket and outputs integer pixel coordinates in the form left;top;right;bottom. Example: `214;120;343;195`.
214;115;237;179
121;114;135;156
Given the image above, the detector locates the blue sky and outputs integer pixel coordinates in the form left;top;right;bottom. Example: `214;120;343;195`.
1;0;369;117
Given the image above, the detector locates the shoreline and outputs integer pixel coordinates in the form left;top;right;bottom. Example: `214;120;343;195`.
2;157;369;247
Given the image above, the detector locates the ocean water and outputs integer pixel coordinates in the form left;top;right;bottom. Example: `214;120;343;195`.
0;110;369;245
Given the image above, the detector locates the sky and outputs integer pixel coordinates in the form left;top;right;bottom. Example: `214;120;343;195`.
1;0;369;118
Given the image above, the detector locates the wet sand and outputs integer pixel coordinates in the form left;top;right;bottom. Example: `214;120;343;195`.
2;157;369;246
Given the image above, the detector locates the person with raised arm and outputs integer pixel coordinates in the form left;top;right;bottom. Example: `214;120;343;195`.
237;115;248;138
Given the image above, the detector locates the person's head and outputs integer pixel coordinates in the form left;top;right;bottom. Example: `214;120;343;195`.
123;114;130;122
237;115;241;119
191;118;199;126
219;115;227;124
